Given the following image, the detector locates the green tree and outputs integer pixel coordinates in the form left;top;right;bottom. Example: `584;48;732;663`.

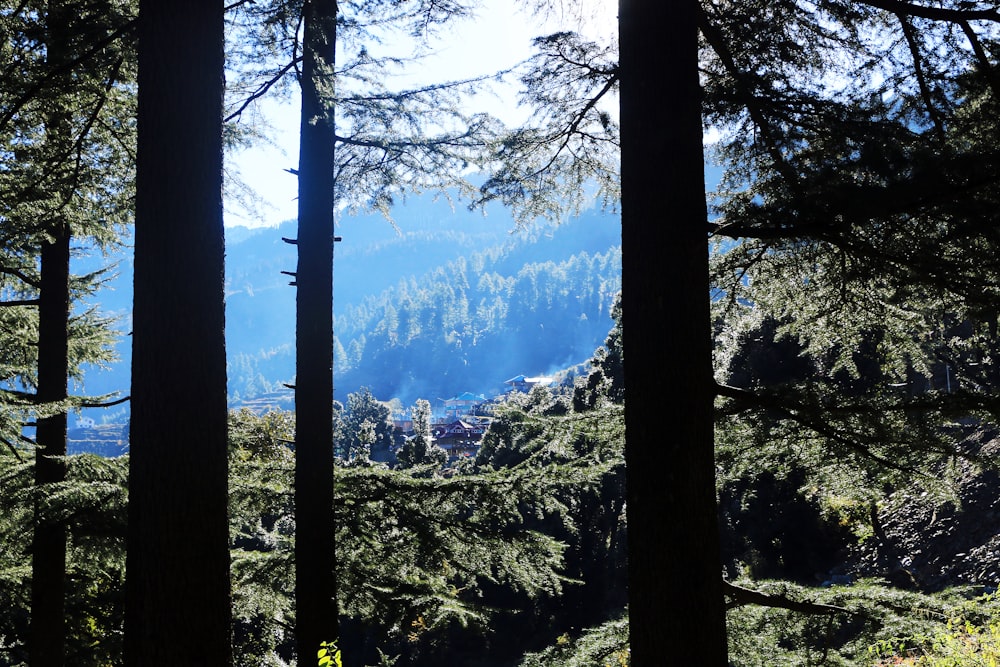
225;407;587;666
224;3;507;660
339;387;395;463
396;398;447;469
705;0;1000;528
0;1;135;662
478;0;1000;660
125;0;231;663
573;292;623;411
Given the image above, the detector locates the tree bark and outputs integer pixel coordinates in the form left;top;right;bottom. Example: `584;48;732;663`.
30;4;71;661
30;221;70;667
294;0;338;662
125;1;231;664
619;0;729;664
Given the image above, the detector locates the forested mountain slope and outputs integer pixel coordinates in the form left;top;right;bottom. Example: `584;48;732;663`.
228;199;622;406
76;196;621;415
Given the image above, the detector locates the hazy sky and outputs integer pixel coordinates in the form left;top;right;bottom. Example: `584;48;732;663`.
225;0;617;229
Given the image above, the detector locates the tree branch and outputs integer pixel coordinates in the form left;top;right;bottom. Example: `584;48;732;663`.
897;12;947;142
77;395;130;409
723;580;852;615
225;56;302;123
0;266;41;289
858;0;1000;23
698;8;804;191
0;17;137;136
715;382;920;473
0;435;25;462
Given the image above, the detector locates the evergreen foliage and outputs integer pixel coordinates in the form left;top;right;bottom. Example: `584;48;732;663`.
4;0;1000;663
396;399;447;469
228;407;616;666
334;245;622;404
338;387;396;463
224;0;501;220
0;2;134;660
0;0;133;454
707;2;1000;546
0;449;126;665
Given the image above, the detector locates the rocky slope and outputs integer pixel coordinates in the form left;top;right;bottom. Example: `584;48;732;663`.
846;435;1000;594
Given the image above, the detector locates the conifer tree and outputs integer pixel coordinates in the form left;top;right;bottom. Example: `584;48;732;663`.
706;1;1000;504
0;1;135;662
396;398;447;468
30;7;74;661
225;3;499;659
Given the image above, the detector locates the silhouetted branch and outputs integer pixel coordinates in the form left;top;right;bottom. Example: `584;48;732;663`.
859;0;1000;23
0;435;25;461
0;18;136;135
0;266;40;289
78;395;130;409
225;56;302;123
723;580;852;615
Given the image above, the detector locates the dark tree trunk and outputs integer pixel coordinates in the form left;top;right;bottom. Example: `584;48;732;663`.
30;4;71;661
125;1;231;665
294;0;338;661
619;0;729;664
30;221;70;667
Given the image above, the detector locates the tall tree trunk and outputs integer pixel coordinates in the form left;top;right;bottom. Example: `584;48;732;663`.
294;0;338;661
125;1;231;664
619;0;729;664
30;222;70;667
31;4;71;661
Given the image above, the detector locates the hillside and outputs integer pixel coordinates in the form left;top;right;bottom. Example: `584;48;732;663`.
227;200;623;407
72;195;622;422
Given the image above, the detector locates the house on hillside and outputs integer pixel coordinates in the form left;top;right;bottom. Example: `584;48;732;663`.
432;418;488;459
75;416;97;430
504;374;554;393
438;392;487;420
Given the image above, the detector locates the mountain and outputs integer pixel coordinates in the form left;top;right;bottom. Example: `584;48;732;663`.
70;194;622;423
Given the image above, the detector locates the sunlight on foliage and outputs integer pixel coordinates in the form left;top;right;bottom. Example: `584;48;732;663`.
869;594;1000;667
518;615;629;667
318;640;342;667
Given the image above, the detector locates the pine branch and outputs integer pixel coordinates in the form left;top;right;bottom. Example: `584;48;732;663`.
723;580;852;615
858;0;1000;23
0;435;25;462
0;18;137;136
0;266;41;289
77;395;130;409
714;382;922;473
699;7;803;191
224;56;302;123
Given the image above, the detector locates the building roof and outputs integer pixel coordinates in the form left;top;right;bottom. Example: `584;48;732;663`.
505;374;554;385
440;392;486;403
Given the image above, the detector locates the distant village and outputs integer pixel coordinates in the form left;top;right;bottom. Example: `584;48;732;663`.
66;373;556;461
388;374;553;461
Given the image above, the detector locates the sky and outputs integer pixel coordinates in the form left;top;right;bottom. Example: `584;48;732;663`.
224;0;618;229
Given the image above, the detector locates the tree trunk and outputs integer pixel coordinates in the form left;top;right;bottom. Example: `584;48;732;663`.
294;0;338;662
619;0;729;664
30;221;70;667
125;1;231;664
30;3;71;661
